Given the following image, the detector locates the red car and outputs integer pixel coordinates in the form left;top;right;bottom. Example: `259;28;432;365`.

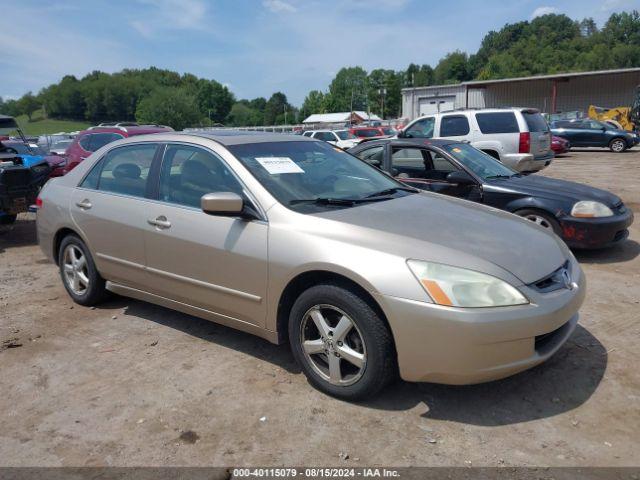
57;124;173;176
349;126;397;141
551;135;571;155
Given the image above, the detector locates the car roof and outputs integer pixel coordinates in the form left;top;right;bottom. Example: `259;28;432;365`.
111;130;320;147
81;125;173;136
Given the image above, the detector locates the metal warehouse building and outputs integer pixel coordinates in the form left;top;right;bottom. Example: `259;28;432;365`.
401;67;640;119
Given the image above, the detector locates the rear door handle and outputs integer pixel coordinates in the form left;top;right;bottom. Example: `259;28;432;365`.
148;216;171;229
75;199;92;210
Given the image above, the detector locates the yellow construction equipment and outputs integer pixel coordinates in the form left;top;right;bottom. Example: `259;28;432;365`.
588;86;640;131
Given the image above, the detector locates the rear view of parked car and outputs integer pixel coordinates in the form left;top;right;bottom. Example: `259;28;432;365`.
399;108;554;173
305;129;360;149
37;131;585;400
550;119;637;152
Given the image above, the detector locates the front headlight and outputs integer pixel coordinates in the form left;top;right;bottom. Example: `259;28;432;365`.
407;260;528;308
571;200;613;218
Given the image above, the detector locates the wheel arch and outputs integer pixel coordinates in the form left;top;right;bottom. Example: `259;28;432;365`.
275;270;393;346
52;226;83;265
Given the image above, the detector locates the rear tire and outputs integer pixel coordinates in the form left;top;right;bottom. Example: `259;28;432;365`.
58;234;108;306
289;283;396;400
0;214;17;225
609;138;627;153
516;209;562;236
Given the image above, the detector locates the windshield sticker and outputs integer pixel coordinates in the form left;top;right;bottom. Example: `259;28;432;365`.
452;147;462;153
256;157;304;174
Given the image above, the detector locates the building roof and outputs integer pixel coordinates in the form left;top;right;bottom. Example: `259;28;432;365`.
302;111;382;123
402;67;640;92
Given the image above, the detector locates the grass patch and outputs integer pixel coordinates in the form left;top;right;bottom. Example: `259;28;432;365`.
13;110;90;136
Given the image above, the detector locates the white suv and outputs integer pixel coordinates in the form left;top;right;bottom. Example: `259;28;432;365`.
399;108;553;172
304;130;360;149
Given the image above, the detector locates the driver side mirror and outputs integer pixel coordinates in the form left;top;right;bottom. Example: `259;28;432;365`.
446;171;476;185
397;129;405;138
201;192;257;219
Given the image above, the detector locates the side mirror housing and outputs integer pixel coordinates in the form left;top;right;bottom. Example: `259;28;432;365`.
396;129;405;138
201;192;244;216
446;170;476;185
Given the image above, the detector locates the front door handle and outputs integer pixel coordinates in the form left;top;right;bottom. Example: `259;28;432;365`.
148;216;171;229
75;199;92;210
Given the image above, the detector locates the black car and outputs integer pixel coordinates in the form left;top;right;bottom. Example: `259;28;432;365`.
348;138;633;249
550;119;637;152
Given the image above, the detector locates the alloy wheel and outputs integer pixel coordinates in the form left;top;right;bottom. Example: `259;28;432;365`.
524;214;552;230
611;139;625;152
300;304;366;386
62;244;89;295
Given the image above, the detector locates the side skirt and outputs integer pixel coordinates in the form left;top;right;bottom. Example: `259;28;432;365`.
105;281;279;344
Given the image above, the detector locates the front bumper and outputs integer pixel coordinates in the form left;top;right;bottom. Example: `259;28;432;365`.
559;208;634;249
374;259;585;384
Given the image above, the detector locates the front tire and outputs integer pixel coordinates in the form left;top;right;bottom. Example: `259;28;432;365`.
609;138;627;153
289;283;396;400
58;235;108;306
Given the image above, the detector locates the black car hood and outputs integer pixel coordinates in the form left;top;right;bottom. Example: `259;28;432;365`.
487;175;622;207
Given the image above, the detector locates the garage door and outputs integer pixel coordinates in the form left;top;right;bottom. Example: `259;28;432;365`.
419;96;455;116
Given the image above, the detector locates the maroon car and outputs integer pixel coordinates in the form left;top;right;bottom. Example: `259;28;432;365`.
58;124;173;176
551;135;571;155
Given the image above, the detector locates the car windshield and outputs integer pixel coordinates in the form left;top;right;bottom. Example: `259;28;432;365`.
229;141;413;213
335;130;356;140
442;143;516;180
382;127;396;135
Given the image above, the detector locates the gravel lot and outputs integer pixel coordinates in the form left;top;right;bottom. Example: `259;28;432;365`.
1;149;639;467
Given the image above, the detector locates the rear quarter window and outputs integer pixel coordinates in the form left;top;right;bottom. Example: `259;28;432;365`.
475;112;519;134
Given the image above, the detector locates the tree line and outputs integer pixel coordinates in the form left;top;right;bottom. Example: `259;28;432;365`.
1;10;638;129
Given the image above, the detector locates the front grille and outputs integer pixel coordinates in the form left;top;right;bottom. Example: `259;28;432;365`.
530;261;570;293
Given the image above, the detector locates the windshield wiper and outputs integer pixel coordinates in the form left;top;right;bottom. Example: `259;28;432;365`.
290;195;396;206
364;186;418;198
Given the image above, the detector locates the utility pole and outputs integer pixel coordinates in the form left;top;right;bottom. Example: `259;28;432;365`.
379;87;387;120
284;104;287;125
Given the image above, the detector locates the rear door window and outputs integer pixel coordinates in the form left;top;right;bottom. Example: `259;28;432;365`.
440;116;470;137
475;112;519;134
96;144;157;197
522;112;549;132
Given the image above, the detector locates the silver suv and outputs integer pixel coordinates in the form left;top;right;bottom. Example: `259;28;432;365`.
399;108;553;173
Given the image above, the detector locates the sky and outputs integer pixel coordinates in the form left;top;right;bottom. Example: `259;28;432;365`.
1;0;638;106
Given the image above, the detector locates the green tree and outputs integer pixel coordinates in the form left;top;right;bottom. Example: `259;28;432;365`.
135;87;201;130
434;51;470;84
196;79;235;124
326;67;368;112
301;90;326;118
18;92;40;121
264;92;290;125
226;102;260;126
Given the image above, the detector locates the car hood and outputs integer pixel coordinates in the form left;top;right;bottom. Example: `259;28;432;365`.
489;175;621;207
311;192;568;285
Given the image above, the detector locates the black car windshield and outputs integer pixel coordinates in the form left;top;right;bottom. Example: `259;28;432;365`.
229;141;413;212
442;143;516;180
1;142;45;155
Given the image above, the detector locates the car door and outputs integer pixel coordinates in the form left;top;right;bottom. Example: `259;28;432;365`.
70;142;160;288
143;143;268;327
389;146;480;201
585;120;608;146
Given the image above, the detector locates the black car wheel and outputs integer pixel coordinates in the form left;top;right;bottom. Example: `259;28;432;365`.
609;138;627;153
516;209;562;236
289;283;396;400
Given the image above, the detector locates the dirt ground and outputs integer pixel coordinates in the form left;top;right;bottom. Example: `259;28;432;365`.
1;149;639;467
